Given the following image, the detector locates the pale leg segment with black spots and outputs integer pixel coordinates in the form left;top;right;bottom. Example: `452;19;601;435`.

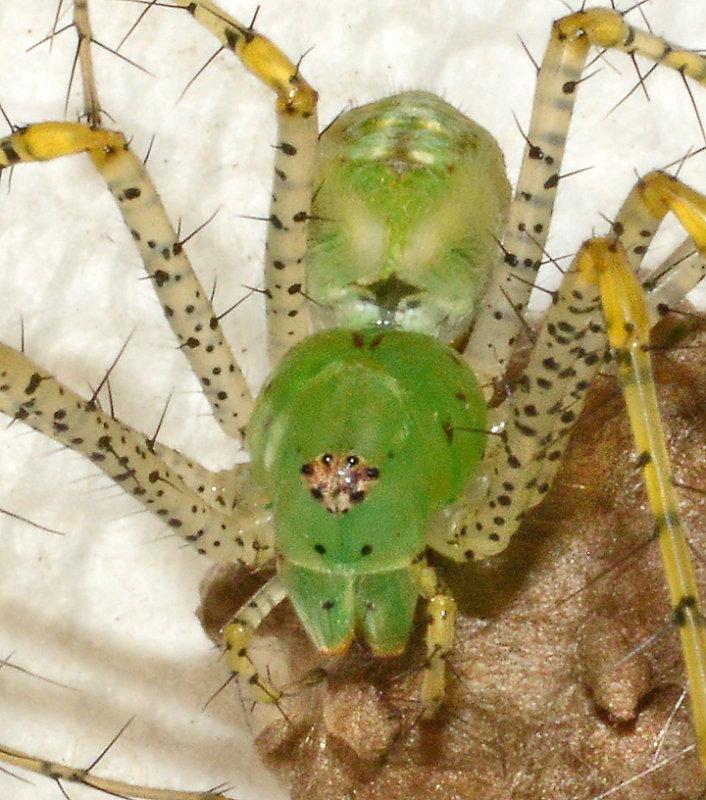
221;574;288;705
167;0;318;365
0;340;273;565
466;8;706;386
1;138;253;445
76;0;257;443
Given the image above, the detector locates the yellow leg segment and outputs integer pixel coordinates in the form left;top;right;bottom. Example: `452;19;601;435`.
577;217;706;769
557;9;706;81
169;0;316;115
0;122;121;164
412;557;457;717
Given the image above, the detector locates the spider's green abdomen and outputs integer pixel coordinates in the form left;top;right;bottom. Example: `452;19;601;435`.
306;91;511;345
247;326;486;653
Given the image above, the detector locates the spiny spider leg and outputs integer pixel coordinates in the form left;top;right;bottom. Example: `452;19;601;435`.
0;742;233;800
441;169;706;766
0;2;275;798
576;179;706;767
83;0;255;444
167;0;318;364
466;7;706;387
0;341;272;563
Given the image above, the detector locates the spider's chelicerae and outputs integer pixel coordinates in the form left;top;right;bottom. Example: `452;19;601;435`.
2;2;706;799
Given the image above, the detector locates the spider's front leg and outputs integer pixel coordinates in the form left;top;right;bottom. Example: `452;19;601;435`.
1;116;255;444
0;2;288;795
0;121;278;565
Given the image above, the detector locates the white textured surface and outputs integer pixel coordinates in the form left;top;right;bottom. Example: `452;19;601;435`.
0;2;703;799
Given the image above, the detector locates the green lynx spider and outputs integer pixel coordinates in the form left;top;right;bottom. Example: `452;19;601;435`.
2;1;704;800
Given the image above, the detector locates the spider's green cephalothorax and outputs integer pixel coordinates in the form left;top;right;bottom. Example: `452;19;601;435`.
247;326;487;654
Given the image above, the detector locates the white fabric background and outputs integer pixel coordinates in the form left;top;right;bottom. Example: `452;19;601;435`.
0;2;703;799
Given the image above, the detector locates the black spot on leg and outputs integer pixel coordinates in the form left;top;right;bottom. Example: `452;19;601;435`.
25;373;42;395
635;450;652;469
154;269;170;287
544;174;559;190
542;357;559;371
